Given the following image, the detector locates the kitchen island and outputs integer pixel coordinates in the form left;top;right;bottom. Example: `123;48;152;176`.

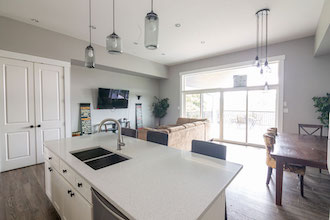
44;133;242;220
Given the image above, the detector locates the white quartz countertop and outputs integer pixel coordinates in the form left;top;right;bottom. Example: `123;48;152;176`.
44;133;242;220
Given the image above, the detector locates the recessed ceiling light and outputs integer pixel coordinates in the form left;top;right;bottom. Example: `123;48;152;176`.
30;18;39;23
133;42;139;45
161;53;166;55
201;41;206;44
175;23;181;28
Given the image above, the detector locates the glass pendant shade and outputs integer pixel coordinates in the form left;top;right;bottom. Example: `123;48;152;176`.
264;81;269;90
106;33;122;54
85;45;95;68
264;60;272;73
145;11;159;50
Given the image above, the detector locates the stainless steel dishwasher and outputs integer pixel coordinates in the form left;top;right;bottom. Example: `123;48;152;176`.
92;188;129;220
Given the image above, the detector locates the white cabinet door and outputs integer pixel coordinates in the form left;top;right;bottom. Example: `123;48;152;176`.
61;176;75;220
71;188;93;220
51;168;63;215
44;161;52;200
0;58;36;172
34;63;65;163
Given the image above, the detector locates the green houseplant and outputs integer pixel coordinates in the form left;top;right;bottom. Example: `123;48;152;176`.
152;97;169;126
312;93;330;127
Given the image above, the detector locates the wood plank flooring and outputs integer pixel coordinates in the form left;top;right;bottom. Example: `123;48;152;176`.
0;144;329;220
0;164;59;220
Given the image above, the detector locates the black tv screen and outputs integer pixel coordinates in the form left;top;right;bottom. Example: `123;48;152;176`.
97;88;129;109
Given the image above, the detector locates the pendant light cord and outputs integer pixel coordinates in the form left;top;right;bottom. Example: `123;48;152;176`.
151;0;153;12
260;12;263;64
89;0;92;45
256;13;259;58
265;10;268;62
113;0;115;33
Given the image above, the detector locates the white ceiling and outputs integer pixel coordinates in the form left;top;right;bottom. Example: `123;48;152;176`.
0;0;324;66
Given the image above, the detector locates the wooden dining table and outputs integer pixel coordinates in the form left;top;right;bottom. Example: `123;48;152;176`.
270;133;328;206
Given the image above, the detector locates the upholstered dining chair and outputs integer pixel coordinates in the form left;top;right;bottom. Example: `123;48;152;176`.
264;133;306;197
121;128;137;138
191;140;227;220
147;131;168;146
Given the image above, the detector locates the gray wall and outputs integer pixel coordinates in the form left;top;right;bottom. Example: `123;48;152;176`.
71;65;159;132
160;37;330;135
0;16;168;78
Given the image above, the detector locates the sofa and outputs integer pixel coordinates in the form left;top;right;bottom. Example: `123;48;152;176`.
138;118;210;151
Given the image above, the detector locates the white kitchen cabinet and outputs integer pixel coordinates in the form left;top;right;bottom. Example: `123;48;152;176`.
46;154;92;220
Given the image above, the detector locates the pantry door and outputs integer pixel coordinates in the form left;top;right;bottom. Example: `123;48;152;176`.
34;63;65;163
0;57;36;171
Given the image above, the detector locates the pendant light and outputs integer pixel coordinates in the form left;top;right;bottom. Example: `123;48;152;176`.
254;9;270;74
85;0;95;68
106;0;122;54
144;0;159;50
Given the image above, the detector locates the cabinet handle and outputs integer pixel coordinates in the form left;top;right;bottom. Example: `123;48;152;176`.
48;167;53;172
37;124;41;127
77;183;83;187
30;125;34;128
70;192;75;197
67;190;72;194
62;169;67;173
48;157;52;160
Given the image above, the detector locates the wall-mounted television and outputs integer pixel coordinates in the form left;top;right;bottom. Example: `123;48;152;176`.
97;88;129;109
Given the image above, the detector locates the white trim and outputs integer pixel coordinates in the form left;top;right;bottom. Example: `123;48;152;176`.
179;55;285;77
64;66;72;138
0;49;71;67
278;59;285;132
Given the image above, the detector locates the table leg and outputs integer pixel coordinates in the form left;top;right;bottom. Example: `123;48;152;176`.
275;158;284;206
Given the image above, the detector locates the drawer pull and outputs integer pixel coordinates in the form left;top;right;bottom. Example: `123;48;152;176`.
62;169;67;173
48;157;52;160
67;190;72;194
48;167;53;172
70;192;75;197
77;183;83;187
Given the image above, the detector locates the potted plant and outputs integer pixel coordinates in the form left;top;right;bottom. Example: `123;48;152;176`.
152;97;169;126
312;93;330;127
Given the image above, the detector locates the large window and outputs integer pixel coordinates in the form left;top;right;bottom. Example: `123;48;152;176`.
181;59;282;146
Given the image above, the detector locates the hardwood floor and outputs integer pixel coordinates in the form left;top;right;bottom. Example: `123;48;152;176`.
0;164;59;220
225;144;330;220
0;144;329;220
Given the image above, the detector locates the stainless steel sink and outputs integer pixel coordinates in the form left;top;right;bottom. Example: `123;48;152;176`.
71;147;129;170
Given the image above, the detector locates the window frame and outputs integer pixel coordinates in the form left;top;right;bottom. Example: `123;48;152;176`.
180;56;285;146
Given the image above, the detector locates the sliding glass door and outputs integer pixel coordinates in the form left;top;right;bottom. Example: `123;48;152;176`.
223;91;247;143
202;93;220;139
247;90;276;145
184;89;277;146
